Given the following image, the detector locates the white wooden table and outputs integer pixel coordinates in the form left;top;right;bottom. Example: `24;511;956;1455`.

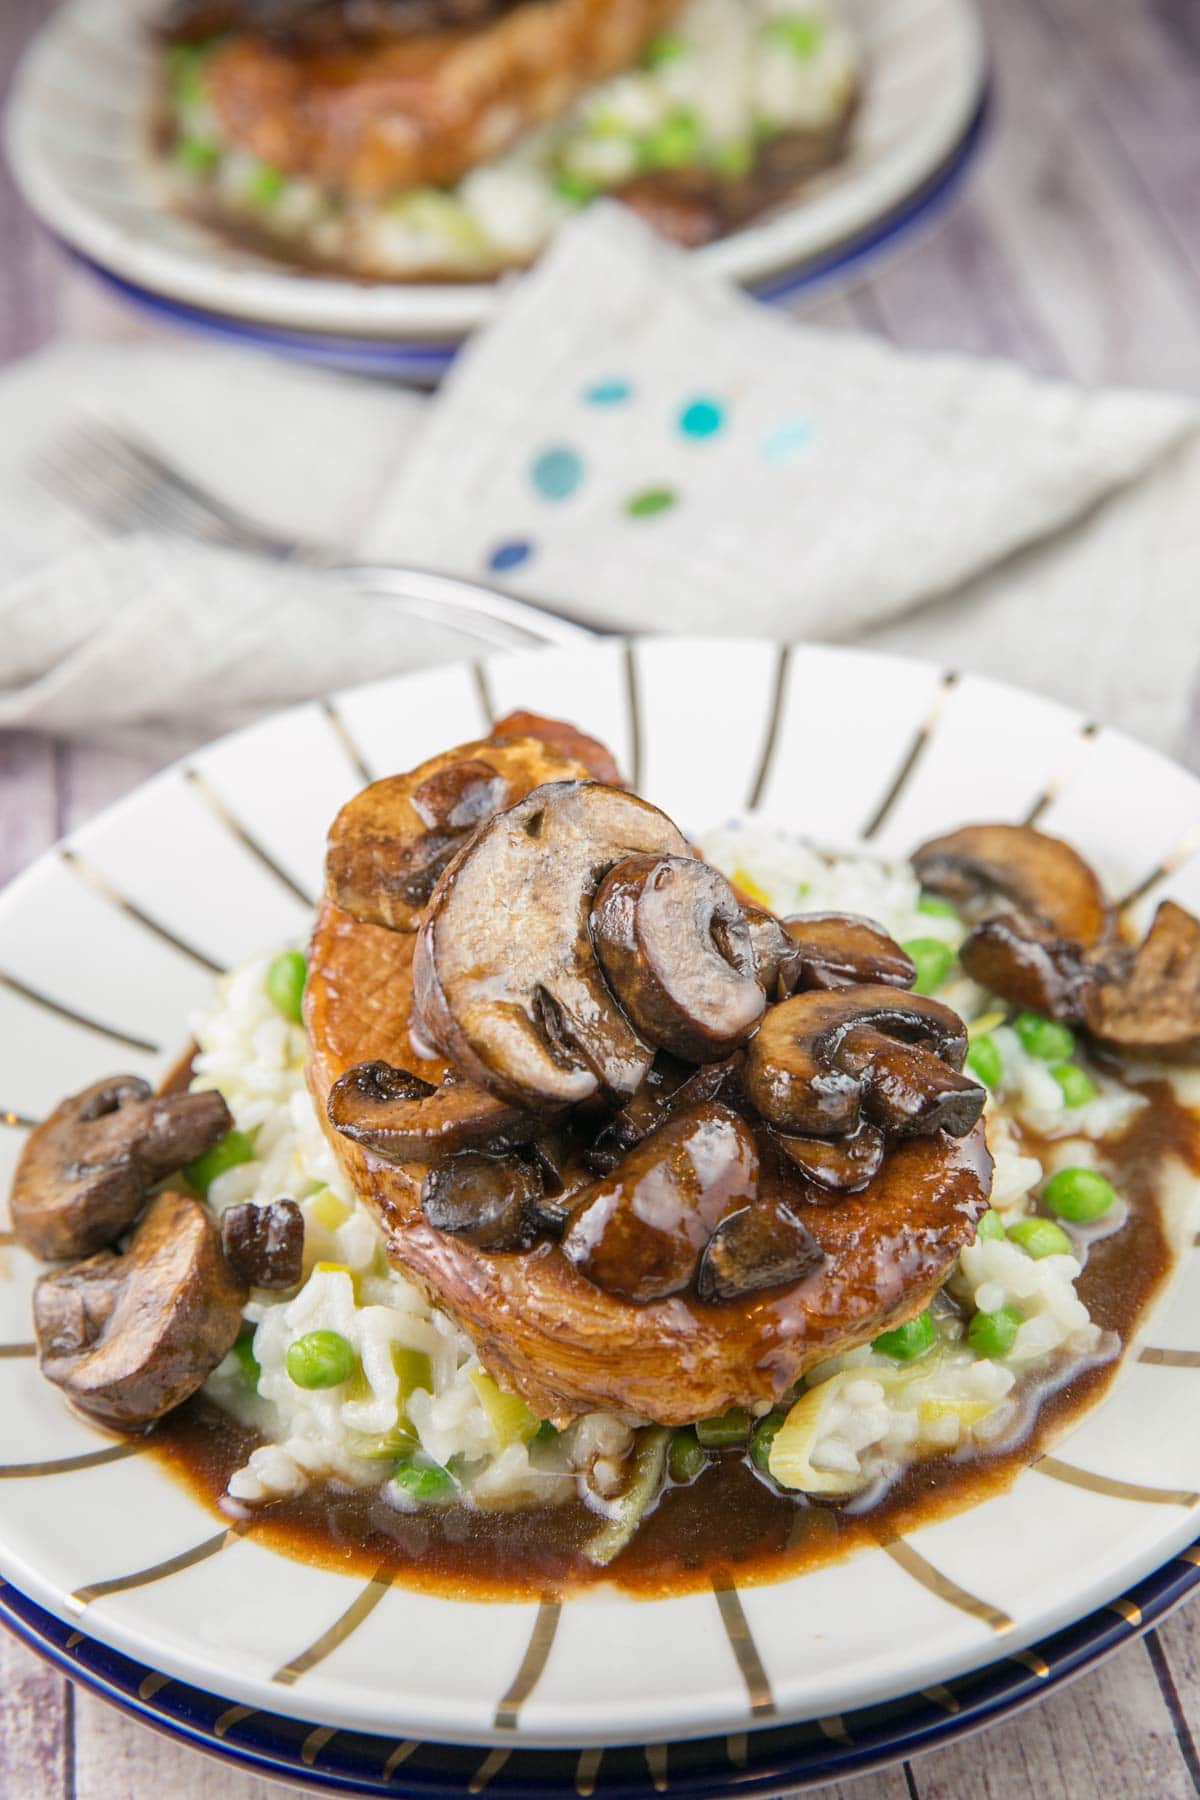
3;1;1200;1794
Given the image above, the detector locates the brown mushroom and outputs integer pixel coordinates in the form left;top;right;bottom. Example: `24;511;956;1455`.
958;913;1099;1023
743;907;794;999
744;986;976;1138
838;1027;986;1137
912;823;1113;950
489;710;624;787
781;913;917;993
413;781;689;1109
32;1190;246;1430
220;1198;304;1289
1084;899;1200;1055
325;735;592;932
326;1059;535;1164
561;1101;759;1303
420;1151;541;1251
696;1199;825;1303
11;1077;232;1263
590;854;765;1062
584;1053;741;1175
776;1119;886;1193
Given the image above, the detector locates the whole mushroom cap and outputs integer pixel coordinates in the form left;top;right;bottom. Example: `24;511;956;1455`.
912;823;1113;950
11;1077;232;1262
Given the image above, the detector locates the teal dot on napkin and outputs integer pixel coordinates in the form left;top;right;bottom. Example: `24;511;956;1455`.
678;397;725;439
626;487;677;519
531;445;584;500
488;539;533;573
763;417;813;463
584;378;633;406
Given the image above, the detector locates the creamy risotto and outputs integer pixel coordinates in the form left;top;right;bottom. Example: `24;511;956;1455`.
190;824;1140;1524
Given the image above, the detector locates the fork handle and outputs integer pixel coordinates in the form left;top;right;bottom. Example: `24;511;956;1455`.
334;561;604;652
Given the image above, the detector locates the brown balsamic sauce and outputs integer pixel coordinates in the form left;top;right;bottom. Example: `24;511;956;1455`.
145;1073;1197;1602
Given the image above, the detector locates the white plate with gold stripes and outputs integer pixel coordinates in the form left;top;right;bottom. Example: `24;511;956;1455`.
5;0;987;350
1;639;1198;1752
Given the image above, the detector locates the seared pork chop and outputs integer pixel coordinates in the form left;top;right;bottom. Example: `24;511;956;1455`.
203;0;686;195
305;899;992;1424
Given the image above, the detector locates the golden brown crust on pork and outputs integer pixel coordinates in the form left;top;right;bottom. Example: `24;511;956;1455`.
205;0;686;194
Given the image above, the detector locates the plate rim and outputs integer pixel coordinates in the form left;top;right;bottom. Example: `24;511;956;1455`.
2;1544;1198;1798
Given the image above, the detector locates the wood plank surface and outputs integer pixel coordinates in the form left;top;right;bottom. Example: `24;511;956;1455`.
2;0;1200;1795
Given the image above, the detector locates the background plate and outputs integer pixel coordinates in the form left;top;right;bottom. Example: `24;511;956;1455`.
1;640;1199;1753
5;0;988;360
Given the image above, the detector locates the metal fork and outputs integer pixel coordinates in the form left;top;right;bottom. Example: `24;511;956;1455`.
39;420;602;652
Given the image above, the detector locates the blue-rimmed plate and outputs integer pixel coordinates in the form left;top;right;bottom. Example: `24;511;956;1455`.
1;640;1199;1757
3;1541;1199;1797
5;0;988;376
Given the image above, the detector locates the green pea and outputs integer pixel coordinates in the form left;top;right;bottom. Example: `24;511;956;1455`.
185;1126;254;1194
712;137;754;179
763;13;824;57
749;1412;786;1473
668;1427;708;1485
916;893;959;920
968;1305;1022;1359
643;30;688;66
695;1406;751;1449
640;109;701;171
966;1033;1003;1088
392;1458;456;1503
173;136;220;175
873;1311;936;1361
554;169;600;205
1013;1011;1075;1062
167;42;209;107
286;1329;357;1390
247;163;286;207
232;1328;260;1393
266;950;307;1023
975;1208;1006;1242
1051;1063;1097;1108
1043;1167;1117;1223
1007;1217;1074;1260
903;937;954;995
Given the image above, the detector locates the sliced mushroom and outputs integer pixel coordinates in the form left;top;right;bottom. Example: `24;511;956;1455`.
590;854;765;1062
220;1198;304;1289
744;986;974;1138
743;907;794;999
414;781;689;1109
782;913;917;993
958;913;1099;1022
326;1058;535;1164
489;710;624;787
33;1190;246;1430
1084;899;1200;1055
838;1027;986;1137
420;1151;541;1251
776;1119;886;1193
325;735;591;932
912;823;1113;950
561;1101;759;1304
584;1053;741;1175
696;1199;825;1303
11;1077;232;1262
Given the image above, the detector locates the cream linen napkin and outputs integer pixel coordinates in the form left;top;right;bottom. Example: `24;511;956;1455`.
2;206;1197;761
